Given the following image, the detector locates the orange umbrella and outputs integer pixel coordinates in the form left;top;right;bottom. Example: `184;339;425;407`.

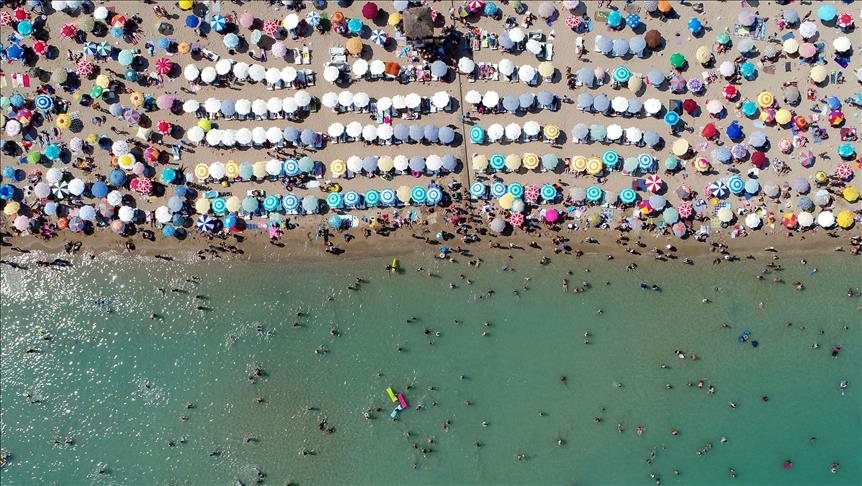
331;11;345;23
57;217;68;229
346;37;363;55
658;0;672;13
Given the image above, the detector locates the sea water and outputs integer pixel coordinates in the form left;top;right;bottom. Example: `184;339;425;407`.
1;252;859;485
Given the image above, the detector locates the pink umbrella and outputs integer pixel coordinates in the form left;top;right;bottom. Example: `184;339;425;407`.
0;11;11;26
544;208;560;222
645;174;663;192
154;57;173;75
524;185;540;202
798;43;817;58
835;164;853;179
130;177;152;194
272;42;287;57
566;16;580;29
144;147;160;162
239;12;255;29
677;201;693;219
508;212;524;227
76;59;94;77
155;94;175;110
13;215;30;231
262;19;279;36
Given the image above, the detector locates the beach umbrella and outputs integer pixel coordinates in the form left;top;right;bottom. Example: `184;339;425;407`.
577;67;595;87
836;211;854;229
518;65;536;84
796;211;814;228
817;211;835;228
540;184;557;202
612;66;631;83
749;131;767;149
663;111;680;127
670;52;686;70
835;164;853;180
837;144;855;159
410;186;427;205
611;39;629;57
586;186;603;203
469;125;485;144
470;182;487;198
572;123;589;141
645;174;663;193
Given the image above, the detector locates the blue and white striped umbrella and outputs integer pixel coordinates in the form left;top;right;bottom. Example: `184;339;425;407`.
426;187;443;205
637;153;654;171
83;42;97;56
210;15;226;31
96;41;111;57
470;182;487;198
306;11;321;27
586;185;603;202
343;191;360;207
263;195;281;212
709;181;728;198
490;181;507;197
364;190;381;206
283;159;300;176
380;189;397;206
727;176;745;194
540;184;557;202
508;182;524;198
34;95;53;111
326;192;343;208
282;194;300;211
370;29;387;46
211;197;227;214
410;186;427;204
196;214;215;231
489;154;505;171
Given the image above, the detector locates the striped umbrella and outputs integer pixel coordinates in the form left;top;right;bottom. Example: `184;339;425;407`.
677;202;693;219
470;125;485;143
835;164;853;179
470;182;487;198
756;91;774;108
540;184;557;202
370;29;388;45
155;57;172;75
524;185;540;202
225;161;240;179
69;216;85;233
380;189;397;206
410;186;427;204
326;192;343;208
34;95;53;111
84;41;98;55
543;125;560;140
426;187;443;205
508;182;524;198
196;214;215;231
508;212;525;227
619;188;637;204
731;143;748;160
364;190;381;206
210;15;226;31
522;153;540;170
330;159;346;177
263;195;281;212
343;191;361;207
586;186;603;202
282;194;300;211
283;159;300;176
709;181;728;198
193;162;210;180
76;59;94;76
262;19;279;36
645;175;663;192
586;157;603;175
306;11;321;26
602;150;619;168
798;149;815;167
490;181;507;198
211;197;227;214
571;156;587;172
96;41;111;56
612;66;631;83
489;153;506;170
98;202;116;218
123;109;141;125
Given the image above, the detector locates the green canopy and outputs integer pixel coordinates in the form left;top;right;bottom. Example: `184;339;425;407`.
670;52;686;69
716;33;730;45
27;151;42;164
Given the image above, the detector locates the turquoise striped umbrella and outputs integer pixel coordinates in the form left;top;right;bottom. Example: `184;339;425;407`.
489;153;505;170
508;182;524;198
283;159;300;176
262;195;280;212
540;184;557;202
211;197;227;215
470;125;485;143
282;194;300;211
728;175;745;194
612;66;631;83
426;187;443;205
586;185;603;202
619;188;637;204
364;190;381;206
638;153;654;171
326;192;343;208
410;186;427;204
602;150;619;169
490;181;507;197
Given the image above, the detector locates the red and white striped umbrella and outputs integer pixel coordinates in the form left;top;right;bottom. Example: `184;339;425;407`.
645;174;663;193
677;201;693;219
466;0;485;12
262;19;279;36
76;59;94;77
154;57;173;74
130;177;152;194
32;40;48;55
524;185;540;202
566;15;580;29
835;163;853;179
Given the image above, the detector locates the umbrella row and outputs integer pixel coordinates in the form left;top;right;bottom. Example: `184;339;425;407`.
593;34;661;58
321;91;451;112
470;152;662;175
464;90;558;112
186;126;323;147
193;158;317;181
184;93;314;118
183;60;309;87
470;122;561;144
326;123;457;144
468;59;556;84
570;123;664;147
329;155;459;177
576;93;664;116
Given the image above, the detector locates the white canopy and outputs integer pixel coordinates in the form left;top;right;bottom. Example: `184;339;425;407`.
328;123;345;137
523;121;540;136
405;93;422;109
233;62;249;80
354;92;370;108
505;123;521;140
458;57;476;74
183;63;199;81
200;66;217;83
249;64;266;82
370;59;386;75
323;65;340;83
432;91;450;109
215;58;232;75
482;91;499;108
338;91;354;107
322;92;338;108
352;59;369;76
346;121;363;138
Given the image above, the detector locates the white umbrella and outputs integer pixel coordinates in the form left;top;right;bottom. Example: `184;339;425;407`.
155;206;172;223
200;66;217;83
817;211;835;228
606;124;623;140
377;124;393;140
182;99;200;113
611;96;629;112
106;190;123;206
369;59;386;75
249;64;266;82
215;58;232;75
523;121;540;136
394;155;409;171
405;93;422;109
644;98;662;115
797;211;814;227
353;92;370;108
504;123;521;140
68;178;85;196
352;59;369;76
338;91;354;107
252;99;268;116
111;140;129;156
266;159;282;176
346;121;363;138
187;126;204;142
46;168;63;184
833;36;851;53
426;155;443;171
625;126;643;144
284;13;299;29
518;64;536;83
221;130;236;146
362;124;377;141
209;161;226;179
328;122;345;137
322;92;338;108
487;123;504;141
526;39;543;55
706;99;724;114
251;127;266;145
233;62;250;80
482;91;500;108
204;98;221;114
392;95;406;110
206;129;222;145
799;21;817;39
281;66;297;83
235;99;251;116
118;206;135;223
183;63;199;81
294;90;311;107
266;126;283;144
509;28;525;43
465;90;482;104
377;97;392;111
282;96;298;114
458;57;475;73
323;65;340;83
34;182;51;198
719;61;735;77
499;59;515;76
236;128;252;145
744;213;761;228
265;67;281;85
432;91;450;109
347;156;363;173
266;97;283;113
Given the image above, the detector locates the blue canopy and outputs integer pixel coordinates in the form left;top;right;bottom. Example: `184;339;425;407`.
438;126;455;145
726;121;743;140
91;181;109;198
593;94;609;112
577;67;595;87
394;124;410;141
162;225;176;237
300;129;319;146
817;4;836;22
502;96;520;112
185;15;200;28
409;124;424;142
283;126;299;142
519;93;535;109
577;92;594;109
423;124;439;142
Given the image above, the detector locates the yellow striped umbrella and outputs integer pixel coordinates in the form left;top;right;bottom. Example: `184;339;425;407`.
586;157;603;175
330;159;346;177
117;153;135;169
543;124;560;140
129;91;144;107
522;153;539;170
471;154;488;171
95;74;110;89
226;196;242;212
756;91;774;108
194;198;211;214
571;156;588;172
225;160;240;179
396;185;411;203
194;163;209;180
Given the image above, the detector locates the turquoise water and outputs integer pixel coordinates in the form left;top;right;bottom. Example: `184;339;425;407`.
1;252;859;485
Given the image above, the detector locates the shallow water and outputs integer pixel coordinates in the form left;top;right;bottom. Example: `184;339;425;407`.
1;252;859;485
